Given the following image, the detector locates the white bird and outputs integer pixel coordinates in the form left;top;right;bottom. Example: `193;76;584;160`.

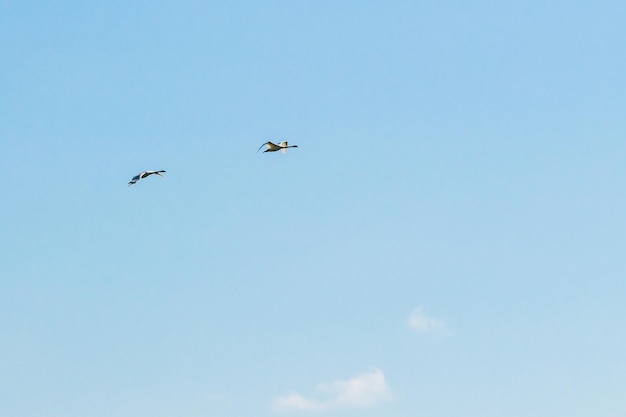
257;141;299;153
128;170;166;186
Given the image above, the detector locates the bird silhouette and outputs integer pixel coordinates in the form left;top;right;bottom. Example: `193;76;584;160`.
128;170;166;186
257;141;298;153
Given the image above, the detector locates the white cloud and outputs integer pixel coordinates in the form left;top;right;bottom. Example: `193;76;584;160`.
273;393;321;412
407;308;444;333
272;369;392;413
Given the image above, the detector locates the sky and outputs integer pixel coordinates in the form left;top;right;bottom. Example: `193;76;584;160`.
1;1;626;416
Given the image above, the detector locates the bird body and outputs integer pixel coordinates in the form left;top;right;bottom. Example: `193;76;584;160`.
257;141;298;153
128;170;166;186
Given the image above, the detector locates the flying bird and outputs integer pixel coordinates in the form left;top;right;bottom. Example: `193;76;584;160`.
257;141;298;153
128;170;166;186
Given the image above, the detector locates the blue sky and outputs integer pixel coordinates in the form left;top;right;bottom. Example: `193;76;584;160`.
2;1;625;416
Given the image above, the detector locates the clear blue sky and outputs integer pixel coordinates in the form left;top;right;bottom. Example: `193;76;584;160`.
2;1;625;416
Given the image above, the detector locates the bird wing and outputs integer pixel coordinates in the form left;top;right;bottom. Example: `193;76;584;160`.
128;175;140;185
279;141;288;147
257;142;272;152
